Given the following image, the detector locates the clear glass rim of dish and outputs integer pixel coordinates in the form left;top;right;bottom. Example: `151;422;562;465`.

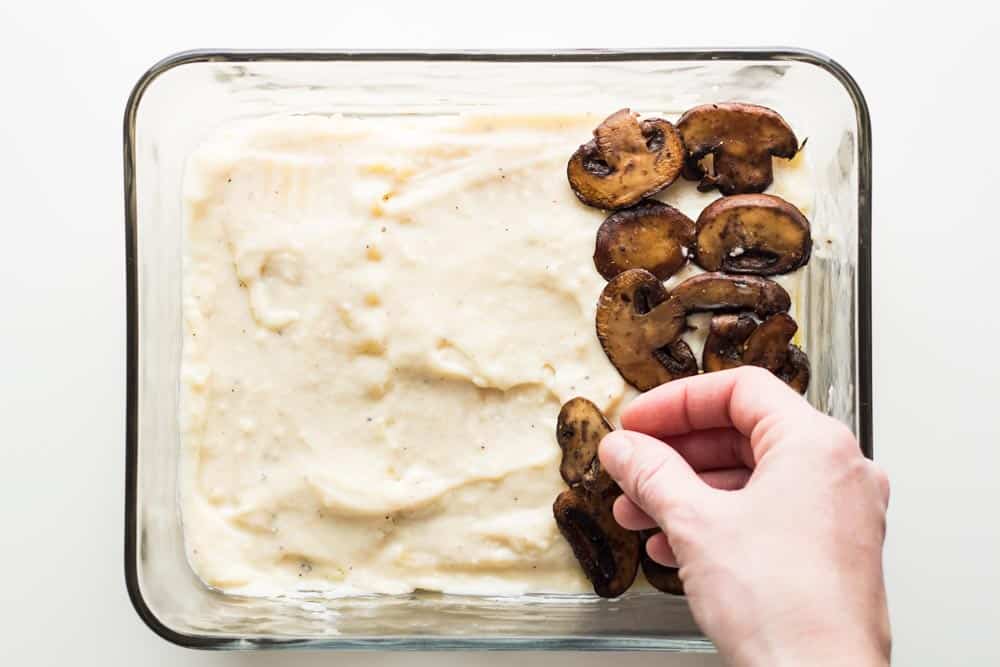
123;47;873;651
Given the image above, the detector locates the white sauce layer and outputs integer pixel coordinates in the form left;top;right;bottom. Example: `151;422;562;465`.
180;113;810;596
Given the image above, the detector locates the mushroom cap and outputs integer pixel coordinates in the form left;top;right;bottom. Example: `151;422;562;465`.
701;312;811;394
703;313;758;373
677;103;798;195
669;271;791;318
556;397;613;487
594;200;696;281
640;529;684;596
694;194;812;275
742;312;798;372
553;486;640;598
568;109;685;210
595;269;696;391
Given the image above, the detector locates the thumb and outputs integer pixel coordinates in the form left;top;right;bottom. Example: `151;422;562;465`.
599;430;708;525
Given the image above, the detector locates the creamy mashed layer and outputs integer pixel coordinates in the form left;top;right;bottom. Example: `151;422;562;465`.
180;112;810;597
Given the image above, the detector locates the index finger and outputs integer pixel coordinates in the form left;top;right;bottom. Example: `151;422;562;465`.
621;366;811;441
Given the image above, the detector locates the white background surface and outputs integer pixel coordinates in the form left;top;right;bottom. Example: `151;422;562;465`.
1;1;998;664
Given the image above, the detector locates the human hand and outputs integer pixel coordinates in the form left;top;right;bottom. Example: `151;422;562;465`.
599;367;890;666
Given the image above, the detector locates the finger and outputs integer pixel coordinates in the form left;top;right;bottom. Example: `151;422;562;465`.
613;495;658;531
666;428;755;471
599;430;709;523
701;467;751;491
621;367;812;462
646;531;678;568
612;468;746;531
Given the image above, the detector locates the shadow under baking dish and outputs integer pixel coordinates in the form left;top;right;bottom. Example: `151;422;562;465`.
123;48;872;651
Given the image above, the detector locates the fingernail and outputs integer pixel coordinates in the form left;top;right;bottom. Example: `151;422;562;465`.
600;431;634;472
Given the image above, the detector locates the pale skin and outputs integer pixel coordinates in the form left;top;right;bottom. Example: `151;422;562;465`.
599;366;891;666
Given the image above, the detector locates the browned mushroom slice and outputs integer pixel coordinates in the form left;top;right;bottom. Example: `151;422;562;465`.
677;103;799;195
703;313;758;373
556;397;613;487
701;313;811;393
694;194;812;275
553;398;635;594
595;269;697;391
742;312;798;372
593;200;696;281
670;272;790;318
567;109;685;210
776;345;811;394
741;313;810;394
553;486;640;598
640;529;684;596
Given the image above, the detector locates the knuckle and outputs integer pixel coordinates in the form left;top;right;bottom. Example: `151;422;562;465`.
843;455;869;481
815;417;861;463
839;456;889;509
869;462;891;504
738;364;775;385
813;436;849;463
832;420;859;445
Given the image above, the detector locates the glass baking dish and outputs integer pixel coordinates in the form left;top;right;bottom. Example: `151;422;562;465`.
123;49;872;651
